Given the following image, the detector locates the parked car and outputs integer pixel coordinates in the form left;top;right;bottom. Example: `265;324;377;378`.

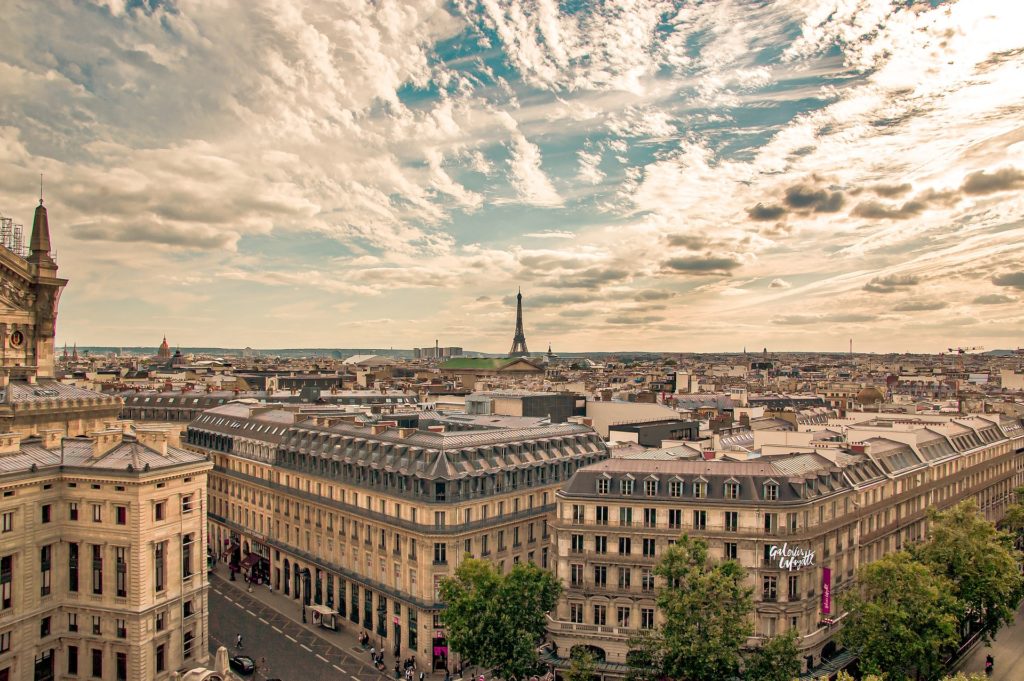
229;656;255;675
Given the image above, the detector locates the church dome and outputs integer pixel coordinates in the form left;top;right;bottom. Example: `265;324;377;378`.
856;386;885;405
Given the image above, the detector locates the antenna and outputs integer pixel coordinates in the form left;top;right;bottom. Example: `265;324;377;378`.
39;173;44;205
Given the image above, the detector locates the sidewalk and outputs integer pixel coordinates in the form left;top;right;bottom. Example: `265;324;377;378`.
212;569;457;680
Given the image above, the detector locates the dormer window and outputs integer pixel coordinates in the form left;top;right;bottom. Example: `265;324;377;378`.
643;479;658;496
597;478;610;495
724;481;740;500
620;478;634;496
668;480;683;497
763;482;779;501
693;481;707;499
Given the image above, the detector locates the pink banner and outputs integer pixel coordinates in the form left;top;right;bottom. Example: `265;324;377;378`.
821;567;832;614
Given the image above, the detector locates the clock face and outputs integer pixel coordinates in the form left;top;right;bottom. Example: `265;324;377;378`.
9;331;23;348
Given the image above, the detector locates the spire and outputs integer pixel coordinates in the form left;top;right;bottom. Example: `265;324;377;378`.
28;191;55;268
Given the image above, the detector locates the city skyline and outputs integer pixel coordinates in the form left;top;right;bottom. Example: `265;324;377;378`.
2;1;1023;353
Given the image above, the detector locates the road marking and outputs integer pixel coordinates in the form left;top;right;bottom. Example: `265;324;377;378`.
246;609;257;616
316;654;329;663
258;617;269;624
224;596;233;602
285;634;298;643
333;664;345;673
300;644;312;652
272;626;282;633
352;676;361;681
234;602;244;609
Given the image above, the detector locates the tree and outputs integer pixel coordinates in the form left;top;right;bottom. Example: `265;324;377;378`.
628;535;754;681
911;500;1024;642
743;630;800;681
564;648;596;681
940;674;990;681
839;552;962;681
439;559;562;681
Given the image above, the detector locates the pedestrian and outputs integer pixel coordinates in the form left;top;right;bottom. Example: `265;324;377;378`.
370;646;376;662
395;662;401;679
419;671;425;681
235;633;243;649
445;669;450;681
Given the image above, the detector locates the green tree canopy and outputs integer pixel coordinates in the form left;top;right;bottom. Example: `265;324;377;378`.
911;500;1024;642
439;559;562;681
629;535;754;681
743;630;800;681
839;551;962;681
564;647;597;681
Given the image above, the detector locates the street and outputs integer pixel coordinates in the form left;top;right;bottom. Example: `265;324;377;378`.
955;601;1024;681
208;579;391;681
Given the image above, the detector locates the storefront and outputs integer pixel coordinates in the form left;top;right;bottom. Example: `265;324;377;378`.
432;628;448;671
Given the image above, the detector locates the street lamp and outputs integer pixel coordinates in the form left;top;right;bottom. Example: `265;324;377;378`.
301;568;311;624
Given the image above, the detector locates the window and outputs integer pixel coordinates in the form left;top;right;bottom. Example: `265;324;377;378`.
92;504;102;522
595;506;608;525
155;611;165;632
182;534;194;578
115;506;127;525
183;631;194;659
154;542;166;592
616;606;631;627
668;509;682;529
115;547;127;598
594;536;607;554
0;556;11;609
620;478;634;495
69;503;78;521
68;613;78;632
116;619;127;638
570;534;584;554
619;507;633;526
787;512;798;533
593;604;606;626
91;545;103;595
0;513;11;533
693;481;707;499
154;502;165;521
617;567;631;590
618;537;631;555
668;480;682;497
762;575;778;602
40;545;51;596
183;600;194;619
0;631;8;653
593;565;607;588
693;510;706;530
92;648;103;678
641;607;655;629
724;482;740;500
641;568;654;593
724;542;738;560
642;538;656;557
41;505;51;524
571;504;584;524
569;603;583;623
644;479;658;496
68;646;78;675
640;508;657;529
596;478;610;494
182;495;193;514
570;564;583;587
40;616;50;638
433;543;447;565
764;483;779;501
92;616;101;635
156;644;166;673
725;511;738;532
69;543;79;592
115;652;127;681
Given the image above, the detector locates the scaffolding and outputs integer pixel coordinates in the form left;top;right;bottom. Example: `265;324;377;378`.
0;216;27;258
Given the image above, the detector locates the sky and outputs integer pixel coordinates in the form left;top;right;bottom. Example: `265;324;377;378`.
2;0;1024;354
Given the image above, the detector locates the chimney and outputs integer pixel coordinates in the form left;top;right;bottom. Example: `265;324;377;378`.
370;424;389;435
39;428;63;451
0;432;22;456
427;425;446;433
398;428;417;438
136;427;169;457
702;449;715;461
89;429;124;459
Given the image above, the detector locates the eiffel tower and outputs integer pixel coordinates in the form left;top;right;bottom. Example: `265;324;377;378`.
509;287;529;357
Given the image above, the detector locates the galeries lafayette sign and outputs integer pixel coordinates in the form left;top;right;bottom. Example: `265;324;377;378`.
768;543;816;571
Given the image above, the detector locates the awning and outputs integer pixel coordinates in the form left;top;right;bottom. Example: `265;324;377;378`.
240;553;261;570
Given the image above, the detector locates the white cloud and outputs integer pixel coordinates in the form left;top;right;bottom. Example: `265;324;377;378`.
507;133;562;206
